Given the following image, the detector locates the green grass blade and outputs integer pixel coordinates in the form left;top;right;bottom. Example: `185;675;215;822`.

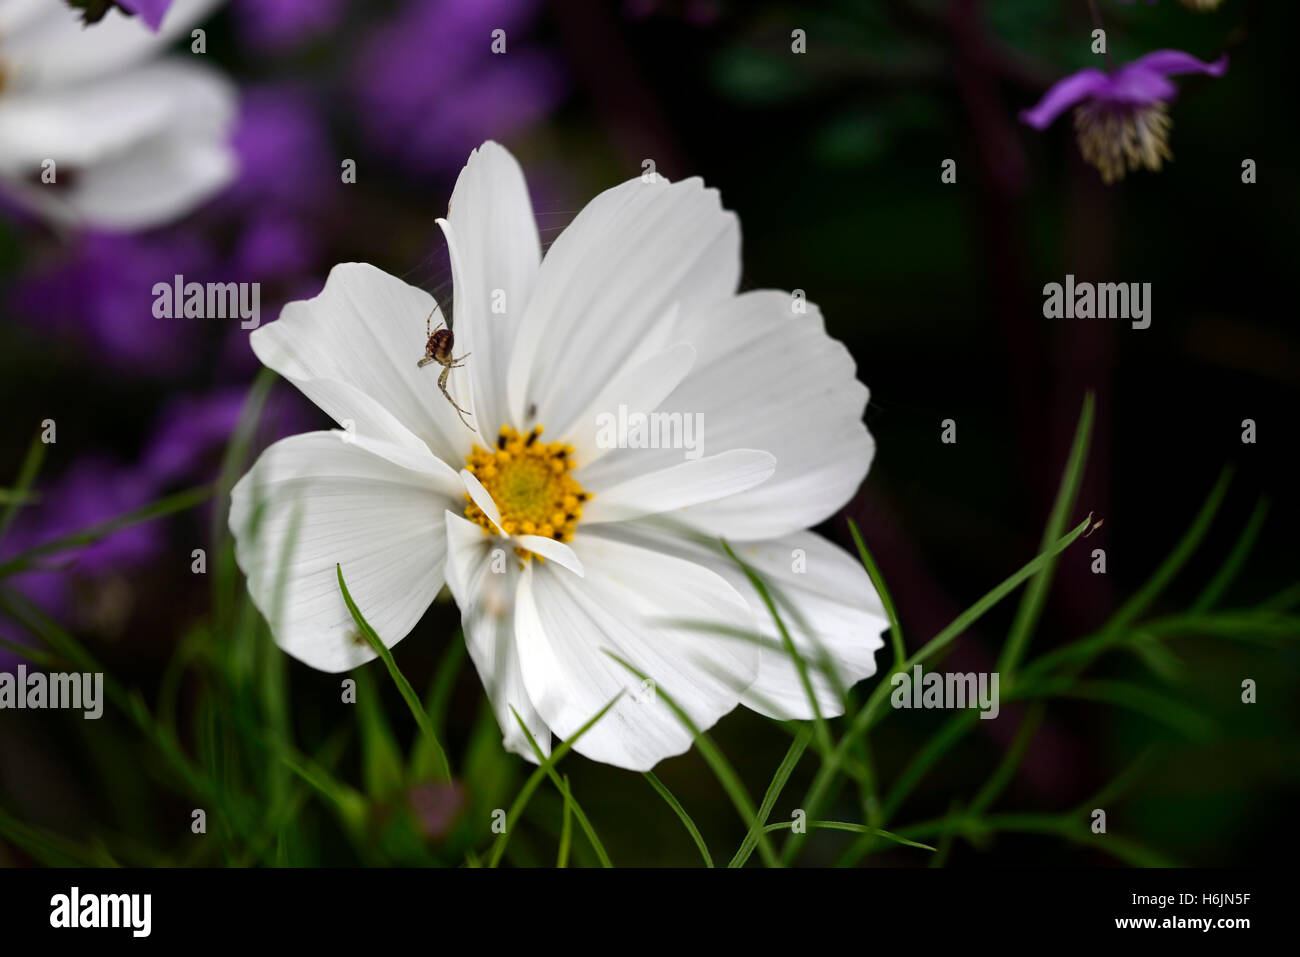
487;697;620;868
722;540;832;756
0;632;61;668
605;650;780;867
0;484;212;578
762;819;934;851
729;725;811;868
511;708;613;868
210;367;277;550
1073;748;1155;815
355;669;406;799
557;774;573;868
848;519;906;669
968;703;1045;815
783;512;1093;864
999;392;1093;675
1191;498;1269;613
645;771;713;867
1060;679;1216;741
336;563;451;782
1104;467;1232;635
881;710;979;822
0;799;116;866
0;432;46;550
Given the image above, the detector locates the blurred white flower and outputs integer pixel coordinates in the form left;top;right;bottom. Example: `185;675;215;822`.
0;0;234;229
230;142;887;771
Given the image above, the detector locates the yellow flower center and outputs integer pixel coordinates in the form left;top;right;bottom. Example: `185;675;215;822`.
463;425;588;550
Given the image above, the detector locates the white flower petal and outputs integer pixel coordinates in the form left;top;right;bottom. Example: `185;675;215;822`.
514;533;759;771
514;535;584;576
598;521;888;719
557;342;696;466
577;290;873;540
459;467;504;535
1;0;221;90
303;380;464;496
0;60;232;171
0;0;56;36
579;449;776;525
251;263;480;464
507;176;739;431
229;431;451;673
444;513;550;762
0;60;236;229
441;142;541;433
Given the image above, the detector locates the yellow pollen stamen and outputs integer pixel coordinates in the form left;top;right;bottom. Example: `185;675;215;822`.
463;425;589;562
1073;100;1173;185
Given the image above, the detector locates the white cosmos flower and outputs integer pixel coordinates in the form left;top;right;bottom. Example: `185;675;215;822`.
0;0;234;229
229;142;888;771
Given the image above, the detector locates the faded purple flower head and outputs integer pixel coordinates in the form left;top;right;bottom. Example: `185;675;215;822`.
143;389;248;488
228;213;319;283
8;230;215;378
147;384;324;486
1020;50;1227;183
226;86;334;215
1;455;164;654
113;0;174;30
232;0;346;52
407;782;465;840
351;0;564;175
0;384;319;669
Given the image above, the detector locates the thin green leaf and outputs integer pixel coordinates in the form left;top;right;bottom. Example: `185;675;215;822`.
511;709;612;867
1104;467;1232;635
0;432;46;549
1061;680;1216;741
605;651;780;867
1000;392;1093;675
729;725;811;867
762;819;934;851
723;540;832;756
557;774;573;869
848;519;906;668
488;696;620;868
355;670;406;799
0;484;212;579
413;629;466;780
1191;498;1269;613
968;703;1045;815
0;799;116;866
784;512;1093;864
0;632;61;668
645;771;713;867
336;563;451;782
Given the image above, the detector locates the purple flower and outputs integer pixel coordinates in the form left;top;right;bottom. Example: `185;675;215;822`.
8;230;216;378
226;86;334;215
0;384;319;668
143;389;248;488
145;385;324;487
110;0;174;30
1;456;164;652
350;0;564;175
228;213;319;283
1020;50;1227;183
231;0;346;52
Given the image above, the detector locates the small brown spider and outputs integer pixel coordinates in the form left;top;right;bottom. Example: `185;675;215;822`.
417;308;473;429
